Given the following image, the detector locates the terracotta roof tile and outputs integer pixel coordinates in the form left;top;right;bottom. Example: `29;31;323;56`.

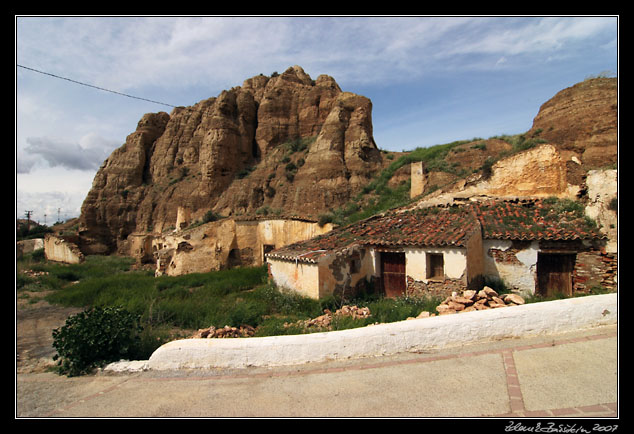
266;199;605;263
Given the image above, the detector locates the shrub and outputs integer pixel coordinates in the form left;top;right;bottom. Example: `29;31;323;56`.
202;210;222;223
52;306;143;376
481;157;495;179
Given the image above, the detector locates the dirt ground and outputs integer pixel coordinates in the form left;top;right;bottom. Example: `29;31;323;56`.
16;293;84;374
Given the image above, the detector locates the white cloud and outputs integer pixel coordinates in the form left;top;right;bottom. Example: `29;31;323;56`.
16;16;617;92
15;15;617;224
16;189;86;222
22;134;119;172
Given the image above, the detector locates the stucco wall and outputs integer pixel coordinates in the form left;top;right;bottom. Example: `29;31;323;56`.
147;293;617;370
483;240;538;294
584;169;617;253
318;247;376;299
268;259;320;299
405;247;467;282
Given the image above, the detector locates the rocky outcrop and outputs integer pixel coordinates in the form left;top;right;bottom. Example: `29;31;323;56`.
527;77;617;183
79;66;383;254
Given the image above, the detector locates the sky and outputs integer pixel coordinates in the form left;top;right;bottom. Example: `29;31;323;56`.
15;15;618;224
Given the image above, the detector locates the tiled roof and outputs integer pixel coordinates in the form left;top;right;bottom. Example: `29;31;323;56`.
266;199;605;263
472;199;604;241
266;206;480;263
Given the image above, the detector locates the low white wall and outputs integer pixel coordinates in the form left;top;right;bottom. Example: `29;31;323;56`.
147;293;617;370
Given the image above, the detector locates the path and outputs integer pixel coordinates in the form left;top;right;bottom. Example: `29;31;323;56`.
16;324;618;419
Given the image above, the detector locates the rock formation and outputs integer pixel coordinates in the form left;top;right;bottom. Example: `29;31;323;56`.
527;77;617;184
77;72;616;257
79;66;383;254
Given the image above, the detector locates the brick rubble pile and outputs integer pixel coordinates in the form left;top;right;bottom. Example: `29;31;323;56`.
285;305;372;330
435;286;525;315
192;324;257;339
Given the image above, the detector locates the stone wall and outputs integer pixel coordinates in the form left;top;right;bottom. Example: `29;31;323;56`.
573;249;617;293
44;234;85;264
152;217;334;276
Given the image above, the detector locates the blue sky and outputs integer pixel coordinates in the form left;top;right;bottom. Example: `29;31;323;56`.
16;16;618;224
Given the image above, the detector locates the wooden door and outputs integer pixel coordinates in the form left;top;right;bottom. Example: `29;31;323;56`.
537;253;575;297
381;252;406;298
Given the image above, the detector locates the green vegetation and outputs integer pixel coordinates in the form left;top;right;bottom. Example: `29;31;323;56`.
52;306;143;376
318;139;473;227
18;251;446;374
17;222;53;241
235;166;255;179
316;128;561;228
284;136;316;154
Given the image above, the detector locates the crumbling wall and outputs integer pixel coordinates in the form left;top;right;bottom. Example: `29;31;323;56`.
152;217;335;277
44;234;85;264
483;239;616;296
17;238;44;258
483;240;538;295
317;246;375;299
410;161;426;199
584;169;617;253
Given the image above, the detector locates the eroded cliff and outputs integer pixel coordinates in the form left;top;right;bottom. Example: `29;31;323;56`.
79;66;383;254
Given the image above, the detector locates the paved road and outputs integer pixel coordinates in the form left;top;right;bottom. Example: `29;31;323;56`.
16;324;618;419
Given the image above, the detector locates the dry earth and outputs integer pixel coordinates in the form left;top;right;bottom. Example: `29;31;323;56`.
16;294;83;374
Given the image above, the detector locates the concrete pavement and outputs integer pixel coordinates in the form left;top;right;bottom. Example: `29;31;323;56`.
16;323;618;418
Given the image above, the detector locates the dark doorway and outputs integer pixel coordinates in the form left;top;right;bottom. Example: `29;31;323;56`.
228;248;242;268
537;253;575;297
263;244;275;260
381;252;406;298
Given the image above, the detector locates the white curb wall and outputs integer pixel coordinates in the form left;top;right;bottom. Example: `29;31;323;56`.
147;293;617;370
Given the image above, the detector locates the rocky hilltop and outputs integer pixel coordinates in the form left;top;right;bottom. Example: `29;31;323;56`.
79;66;383;254
78;71;617;256
527;77;617;185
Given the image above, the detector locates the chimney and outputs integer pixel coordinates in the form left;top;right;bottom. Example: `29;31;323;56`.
410;161;426;199
175;206;192;231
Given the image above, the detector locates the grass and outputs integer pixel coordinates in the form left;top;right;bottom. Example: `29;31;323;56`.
318;139;475;227
17;251;447;357
19;247;608;360
317;131;556;228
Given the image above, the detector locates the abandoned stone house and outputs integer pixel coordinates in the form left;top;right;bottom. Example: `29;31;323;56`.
265;199;616;300
130;214;335;277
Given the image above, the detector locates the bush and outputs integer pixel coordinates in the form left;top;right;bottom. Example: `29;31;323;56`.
202;210;222;223
52;306;143;376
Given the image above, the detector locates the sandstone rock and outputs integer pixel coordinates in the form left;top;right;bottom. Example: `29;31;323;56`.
447;301;465;311
502;293;526;305
480;286;499;299
285;305;372;330
79;66;383;254
491;296;506;306
462;290;477;300
192;324;255;339
452;296;474;306
527;77;617;173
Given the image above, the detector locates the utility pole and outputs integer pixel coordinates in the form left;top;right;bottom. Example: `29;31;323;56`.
24;210;33;232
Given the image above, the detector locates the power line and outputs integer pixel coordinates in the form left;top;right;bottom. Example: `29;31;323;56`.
17;64;180;109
